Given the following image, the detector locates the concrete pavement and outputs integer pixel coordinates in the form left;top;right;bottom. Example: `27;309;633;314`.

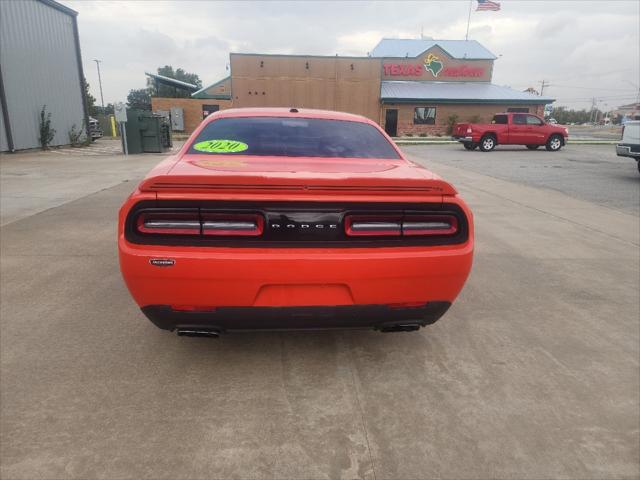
1;145;638;479
0;138;177;226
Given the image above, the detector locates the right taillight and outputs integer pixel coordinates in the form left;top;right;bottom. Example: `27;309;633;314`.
345;214;458;237
401;215;458;236
345;215;402;236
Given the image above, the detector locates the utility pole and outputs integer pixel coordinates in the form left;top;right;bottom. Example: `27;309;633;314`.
93;59;104;112
589;97;597;124
539;80;548;96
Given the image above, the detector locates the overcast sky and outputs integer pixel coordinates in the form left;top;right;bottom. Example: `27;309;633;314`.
66;0;640;111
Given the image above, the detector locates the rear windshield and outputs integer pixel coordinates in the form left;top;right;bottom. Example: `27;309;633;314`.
187;117;401;159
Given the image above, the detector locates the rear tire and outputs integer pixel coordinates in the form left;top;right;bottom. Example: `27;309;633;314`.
526;145;540;150
463;142;477;150
546;134;563;151
479;135;496;152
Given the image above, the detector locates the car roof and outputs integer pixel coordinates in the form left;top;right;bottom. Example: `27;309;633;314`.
203;107;374;125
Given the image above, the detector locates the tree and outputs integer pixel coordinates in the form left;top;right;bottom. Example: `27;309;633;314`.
127;88;152;110
38;105;56;149
83;77;97;116
101;103;115;115
551;106;603;124
147;65;202;98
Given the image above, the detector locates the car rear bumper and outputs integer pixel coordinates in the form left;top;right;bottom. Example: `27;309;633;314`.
452;136;473;143
120;241;473;301
141;302;452;332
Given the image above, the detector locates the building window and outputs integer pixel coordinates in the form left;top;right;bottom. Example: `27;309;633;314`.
414;107;436;125
507;107;529;113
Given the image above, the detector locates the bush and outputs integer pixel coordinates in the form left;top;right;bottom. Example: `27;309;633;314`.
68;124;82;146
445;114;459;135
468;115;481;124
38;105;55;149
405;133;413;137
419;133;427;137
68;119;90;147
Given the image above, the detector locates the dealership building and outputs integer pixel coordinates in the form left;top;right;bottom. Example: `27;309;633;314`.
152;38;554;137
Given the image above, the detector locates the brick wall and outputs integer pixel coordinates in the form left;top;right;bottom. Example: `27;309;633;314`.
151;95;547;138
151;97;233;134
382;103;546;136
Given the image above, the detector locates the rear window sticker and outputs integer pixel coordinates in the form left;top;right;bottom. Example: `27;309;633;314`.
192;139;248;153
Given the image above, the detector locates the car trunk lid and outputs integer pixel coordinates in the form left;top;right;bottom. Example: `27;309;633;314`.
139;154;457;197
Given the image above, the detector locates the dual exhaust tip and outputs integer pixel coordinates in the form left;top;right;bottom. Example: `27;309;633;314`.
175;323;422;337
176;328;221;338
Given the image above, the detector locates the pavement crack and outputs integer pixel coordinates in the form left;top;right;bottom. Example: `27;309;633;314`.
345;336;378;480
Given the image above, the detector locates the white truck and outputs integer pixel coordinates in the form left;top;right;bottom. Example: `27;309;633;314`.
616;121;640;173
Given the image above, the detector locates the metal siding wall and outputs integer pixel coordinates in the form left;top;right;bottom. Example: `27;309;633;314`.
0;0;85;150
0;101;7;151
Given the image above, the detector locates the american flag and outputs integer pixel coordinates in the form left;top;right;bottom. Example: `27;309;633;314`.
476;0;501;11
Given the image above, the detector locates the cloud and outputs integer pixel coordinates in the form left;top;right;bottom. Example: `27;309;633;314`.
67;0;639;110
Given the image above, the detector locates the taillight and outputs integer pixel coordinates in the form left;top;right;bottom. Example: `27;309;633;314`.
201;213;263;236
402;215;458;236
137;211;201;235
345;214;458;237
135;210;264;237
345;215;401;236
466;127;472;134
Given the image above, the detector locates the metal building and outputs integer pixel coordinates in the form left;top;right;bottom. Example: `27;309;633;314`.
0;0;88;152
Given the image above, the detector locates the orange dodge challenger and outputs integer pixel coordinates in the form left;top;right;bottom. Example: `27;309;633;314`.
118;108;474;337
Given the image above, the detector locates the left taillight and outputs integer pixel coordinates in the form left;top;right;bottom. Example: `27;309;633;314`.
201;213;264;236
135;210;264;237
136;211;201;235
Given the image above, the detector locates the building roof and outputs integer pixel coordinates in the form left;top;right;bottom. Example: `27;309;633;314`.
144;72;199;92
371;38;497;60
380;81;554;104
191;76;231;99
38;0;78;17
616;102;640;110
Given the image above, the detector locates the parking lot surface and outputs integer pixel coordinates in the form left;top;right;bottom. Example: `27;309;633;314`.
1;143;638;479
405;143;640;214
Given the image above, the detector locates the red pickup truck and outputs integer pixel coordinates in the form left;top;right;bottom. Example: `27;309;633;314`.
452;113;569;152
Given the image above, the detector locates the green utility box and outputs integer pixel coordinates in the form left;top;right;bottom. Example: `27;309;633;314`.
123;109;172;154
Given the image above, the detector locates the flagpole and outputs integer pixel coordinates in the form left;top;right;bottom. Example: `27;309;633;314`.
465;0;473;40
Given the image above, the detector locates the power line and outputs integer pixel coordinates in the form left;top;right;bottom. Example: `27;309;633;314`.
551;94;639;101
545;84;638;92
